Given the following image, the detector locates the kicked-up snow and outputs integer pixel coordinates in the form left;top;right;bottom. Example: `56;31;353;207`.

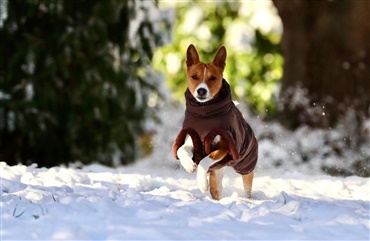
1;161;369;240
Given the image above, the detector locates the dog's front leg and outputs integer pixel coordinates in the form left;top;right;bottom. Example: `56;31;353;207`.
197;135;226;194
197;135;229;198
196;156;213;193
177;135;197;173
197;156;226;195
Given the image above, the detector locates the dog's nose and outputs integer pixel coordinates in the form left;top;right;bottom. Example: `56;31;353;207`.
197;88;207;96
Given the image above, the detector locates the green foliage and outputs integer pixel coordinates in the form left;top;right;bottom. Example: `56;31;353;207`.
153;1;283;116
0;0;168;167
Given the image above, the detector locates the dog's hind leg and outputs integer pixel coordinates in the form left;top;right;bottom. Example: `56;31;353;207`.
209;167;225;200
242;170;254;198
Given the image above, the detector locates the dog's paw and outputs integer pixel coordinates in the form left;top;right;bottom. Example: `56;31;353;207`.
180;157;197;173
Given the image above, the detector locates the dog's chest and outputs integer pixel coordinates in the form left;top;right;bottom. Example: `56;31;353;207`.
183;111;233;142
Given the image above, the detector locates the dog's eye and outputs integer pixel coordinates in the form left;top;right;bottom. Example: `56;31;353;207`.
191;75;198;80
209;76;216;81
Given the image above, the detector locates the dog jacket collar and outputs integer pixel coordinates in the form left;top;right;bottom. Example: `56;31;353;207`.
185;79;232;118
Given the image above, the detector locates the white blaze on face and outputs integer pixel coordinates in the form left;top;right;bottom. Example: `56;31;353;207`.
203;66;207;82
194;65;211;102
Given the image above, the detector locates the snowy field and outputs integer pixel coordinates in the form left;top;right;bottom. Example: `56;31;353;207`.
1;106;370;240
1;162;369;240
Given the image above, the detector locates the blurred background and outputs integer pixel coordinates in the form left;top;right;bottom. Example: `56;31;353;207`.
0;0;369;176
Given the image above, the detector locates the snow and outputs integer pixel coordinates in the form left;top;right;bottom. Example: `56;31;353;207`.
128;1;173;49
1;106;369;240
1;161;369;240
0;0;8;28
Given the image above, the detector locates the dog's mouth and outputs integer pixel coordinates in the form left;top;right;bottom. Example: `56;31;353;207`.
195;96;212;103
196;96;207;101
192;89;213;103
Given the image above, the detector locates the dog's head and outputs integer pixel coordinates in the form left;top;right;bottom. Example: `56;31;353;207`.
186;44;227;103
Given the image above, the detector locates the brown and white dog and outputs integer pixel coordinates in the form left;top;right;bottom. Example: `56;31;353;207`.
172;44;258;200
172;45;258;200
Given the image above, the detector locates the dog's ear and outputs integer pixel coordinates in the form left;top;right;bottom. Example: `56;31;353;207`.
212;46;227;70
186;44;200;68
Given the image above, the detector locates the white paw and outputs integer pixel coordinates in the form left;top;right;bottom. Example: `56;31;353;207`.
180;156;197;173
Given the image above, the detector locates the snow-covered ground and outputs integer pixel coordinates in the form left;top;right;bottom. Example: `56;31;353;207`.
1;162;369;240
1;105;370;240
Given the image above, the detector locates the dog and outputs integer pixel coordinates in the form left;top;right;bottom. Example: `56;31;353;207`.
172;44;258;200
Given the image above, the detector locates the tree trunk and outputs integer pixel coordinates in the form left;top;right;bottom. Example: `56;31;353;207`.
273;0;370;129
